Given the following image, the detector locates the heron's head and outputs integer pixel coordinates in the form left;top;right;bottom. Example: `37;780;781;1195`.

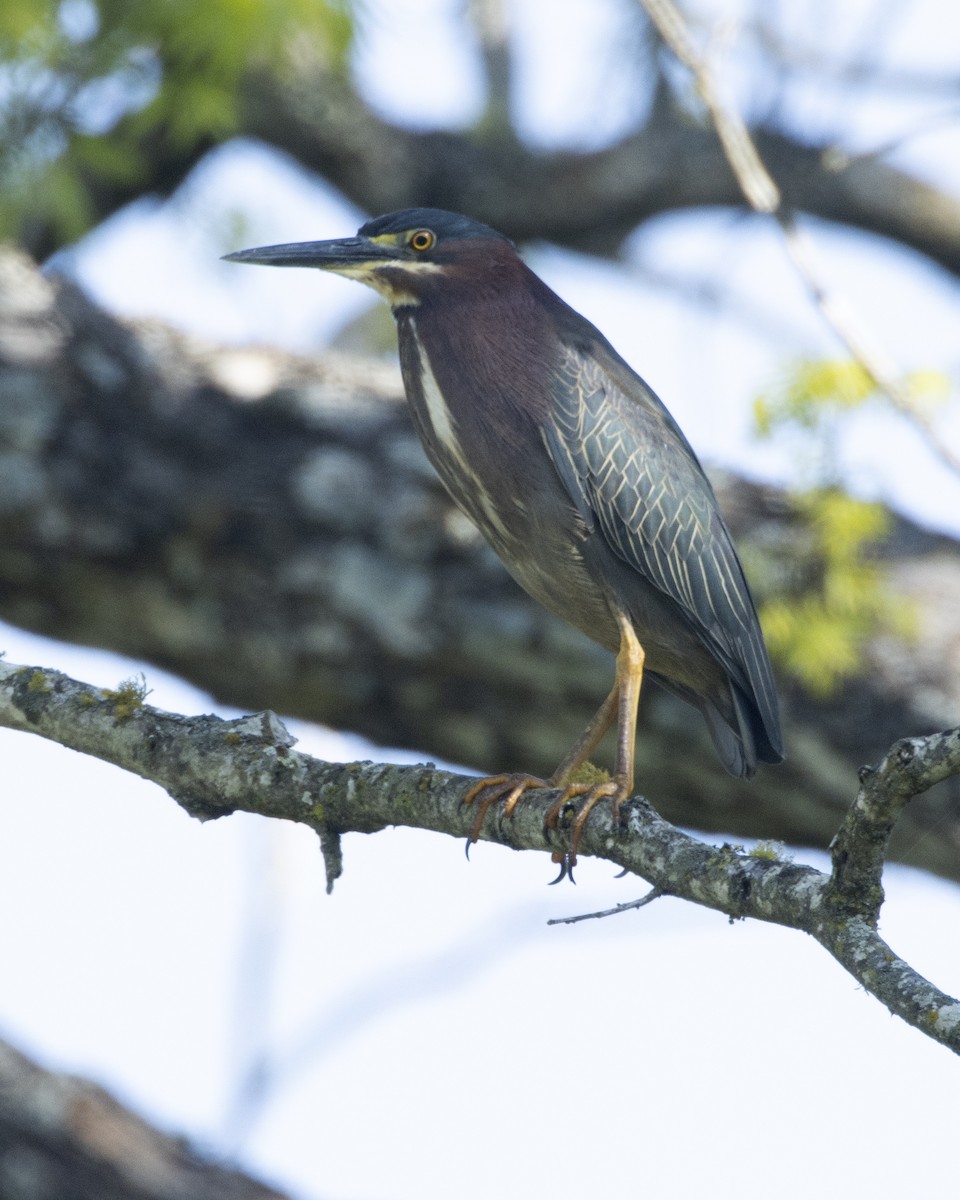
224;208;518;307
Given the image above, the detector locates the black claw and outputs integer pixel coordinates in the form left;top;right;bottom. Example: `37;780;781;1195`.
464;838;473;861
548;852;576;885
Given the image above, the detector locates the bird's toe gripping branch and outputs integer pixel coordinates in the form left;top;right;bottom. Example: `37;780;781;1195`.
461;773;548;855
543;777;631;882
461;772;631;883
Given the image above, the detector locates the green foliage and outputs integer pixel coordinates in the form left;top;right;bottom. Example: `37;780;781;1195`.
0;0;355;248
755;358;950;442
750;359;924;697
754;359;875;435
757;487;916;696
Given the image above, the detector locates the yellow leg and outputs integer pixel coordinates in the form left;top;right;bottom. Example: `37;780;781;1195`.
540;610;644;880
462;679;619;848
463;609;645;874
551;611;645;857
547;681;620;788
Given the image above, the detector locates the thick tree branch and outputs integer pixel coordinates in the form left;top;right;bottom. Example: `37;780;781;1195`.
2;246;959;880
3;659;958;1054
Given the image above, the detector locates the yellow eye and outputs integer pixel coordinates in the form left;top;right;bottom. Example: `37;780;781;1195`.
410;229;435;252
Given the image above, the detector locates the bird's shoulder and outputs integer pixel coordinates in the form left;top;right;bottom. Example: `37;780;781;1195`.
540;290;705;471
546;322;717;523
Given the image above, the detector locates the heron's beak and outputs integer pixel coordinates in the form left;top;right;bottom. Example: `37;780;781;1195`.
223;236;397;272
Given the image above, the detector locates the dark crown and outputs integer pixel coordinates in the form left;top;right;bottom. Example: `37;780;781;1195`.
359;208;513;246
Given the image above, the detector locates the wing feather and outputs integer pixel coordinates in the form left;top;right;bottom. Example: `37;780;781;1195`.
544;344;781;753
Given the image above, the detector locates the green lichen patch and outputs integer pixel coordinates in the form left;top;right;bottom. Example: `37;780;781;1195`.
101;672;151;721
748;840;791;863
567;761;611;787
27;670;52;694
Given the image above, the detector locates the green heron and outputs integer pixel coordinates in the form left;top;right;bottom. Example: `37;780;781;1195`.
226;209;783;871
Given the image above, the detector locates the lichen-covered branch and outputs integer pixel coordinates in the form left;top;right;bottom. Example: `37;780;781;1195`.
3;659;958;1054
831;728;960;918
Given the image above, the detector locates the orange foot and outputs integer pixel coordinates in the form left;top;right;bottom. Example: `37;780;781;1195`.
544;779;631;883
463;773;631;884
461;773;548;856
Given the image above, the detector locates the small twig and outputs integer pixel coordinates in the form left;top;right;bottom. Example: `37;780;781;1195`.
640;0;778;213
547;885;665;926
777;214;960;477
319;827;343;895
639;0;960;478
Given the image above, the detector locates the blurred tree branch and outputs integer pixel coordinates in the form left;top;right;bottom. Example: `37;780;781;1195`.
640;0;960;476
6;3;960;283
229;66;960;275
0;1038;288;1200
2;658;958;1055
1;246;959;880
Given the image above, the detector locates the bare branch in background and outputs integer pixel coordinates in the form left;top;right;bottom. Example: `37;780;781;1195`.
468;0;513;132
14;20;960;282
639;0;960;477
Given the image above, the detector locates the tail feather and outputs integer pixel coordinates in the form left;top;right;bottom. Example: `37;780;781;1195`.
701;681;783;779
702;695;752;778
